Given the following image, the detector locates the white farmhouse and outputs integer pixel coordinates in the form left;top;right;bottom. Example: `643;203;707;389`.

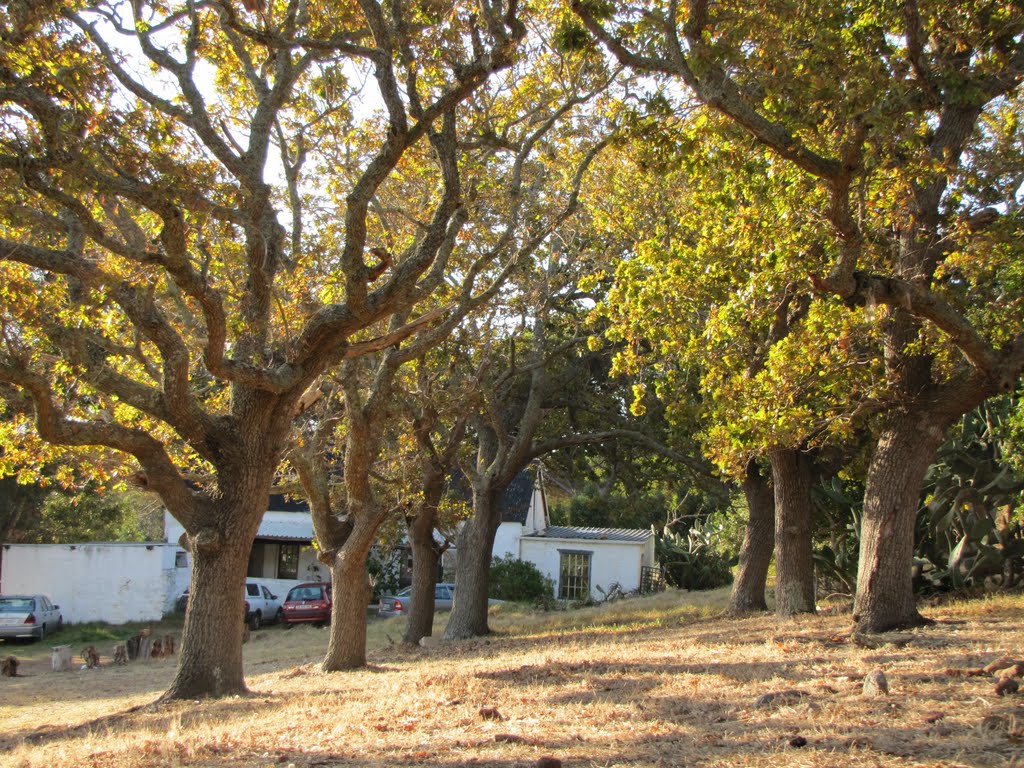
490;472;659;601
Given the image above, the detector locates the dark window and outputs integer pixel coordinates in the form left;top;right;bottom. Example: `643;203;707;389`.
248;541;267;577
558;551;592;601
246;583;260;597
0;598;33;610
277;543;299;580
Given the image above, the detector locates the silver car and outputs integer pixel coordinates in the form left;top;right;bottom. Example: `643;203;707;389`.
0;595;63;641
378;582;455;618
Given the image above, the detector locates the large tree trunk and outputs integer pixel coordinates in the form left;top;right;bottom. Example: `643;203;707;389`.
771;448;816;616
853;412;946;632
323;545;374;671
161;524;253;700
727;460;774;614
402;508;442;645
443;495;501;640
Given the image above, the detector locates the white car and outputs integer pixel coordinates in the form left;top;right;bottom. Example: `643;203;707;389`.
0;594;63;642
244;581;283;629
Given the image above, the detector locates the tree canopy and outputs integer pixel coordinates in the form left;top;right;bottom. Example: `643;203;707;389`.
1;0;1023;700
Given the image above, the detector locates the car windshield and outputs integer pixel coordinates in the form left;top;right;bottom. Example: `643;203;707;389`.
287;586;321;601
0;598;34;611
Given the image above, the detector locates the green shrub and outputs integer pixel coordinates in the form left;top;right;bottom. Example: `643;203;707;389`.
656;520;734;591
489;555;555;602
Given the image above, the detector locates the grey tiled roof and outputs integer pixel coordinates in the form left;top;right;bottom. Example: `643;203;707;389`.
521;526;652;543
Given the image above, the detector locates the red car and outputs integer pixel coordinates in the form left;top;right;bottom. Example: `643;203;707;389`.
281;582;332;627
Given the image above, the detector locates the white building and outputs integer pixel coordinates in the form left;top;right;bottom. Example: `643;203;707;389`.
491;473;658;601
1;495;320;625
163;497;327;601
1;479;657;623
0;541;191;624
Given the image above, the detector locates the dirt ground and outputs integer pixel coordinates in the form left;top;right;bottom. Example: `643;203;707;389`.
1;590;1022;767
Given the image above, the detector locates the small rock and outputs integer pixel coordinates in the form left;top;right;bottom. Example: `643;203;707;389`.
994;677;1019;696
788;736;807;748
479;706;504;721
536;758;562;768
862;669;889;696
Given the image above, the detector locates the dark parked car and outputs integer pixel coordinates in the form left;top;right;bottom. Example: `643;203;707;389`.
378;583;455;618
281;582;332;626
0;595;63;642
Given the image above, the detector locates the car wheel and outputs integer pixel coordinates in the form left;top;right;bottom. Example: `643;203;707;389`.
249;611;261;631
275;608;284;624
37;624;46;642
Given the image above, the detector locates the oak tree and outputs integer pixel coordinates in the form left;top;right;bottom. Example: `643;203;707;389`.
0;0;526;697
575;0;1024;630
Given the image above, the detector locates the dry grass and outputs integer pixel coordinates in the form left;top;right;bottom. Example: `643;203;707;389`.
2;589;1023;767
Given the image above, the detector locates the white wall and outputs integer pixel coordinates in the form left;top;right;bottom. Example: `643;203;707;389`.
642;536;656;569
492;522;523;559
164;510;185;544
518;538;647;600
1;543;189;624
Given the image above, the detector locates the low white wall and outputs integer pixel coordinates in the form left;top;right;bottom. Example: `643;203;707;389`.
518;538;647;600
1;543;188;624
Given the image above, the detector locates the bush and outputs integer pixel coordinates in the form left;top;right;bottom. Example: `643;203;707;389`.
489;556;555;602
656;520;734;591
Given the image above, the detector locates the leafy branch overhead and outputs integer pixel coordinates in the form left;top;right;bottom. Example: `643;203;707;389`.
0;1;528;517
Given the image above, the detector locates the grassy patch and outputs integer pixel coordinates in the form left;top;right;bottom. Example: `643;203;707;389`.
0;615;185;663
2;589;1023;768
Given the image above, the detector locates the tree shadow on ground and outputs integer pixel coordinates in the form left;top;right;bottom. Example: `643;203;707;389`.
0;693;284;752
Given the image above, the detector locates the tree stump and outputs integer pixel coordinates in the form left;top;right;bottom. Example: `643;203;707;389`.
112;643;128;665
127;628;153;661
81;646;100;669
138;628;153;661
51;645;72;672
1;656;17;677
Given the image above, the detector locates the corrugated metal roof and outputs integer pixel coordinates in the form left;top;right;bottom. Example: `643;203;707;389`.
256;512;314;541
521;526;652;543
